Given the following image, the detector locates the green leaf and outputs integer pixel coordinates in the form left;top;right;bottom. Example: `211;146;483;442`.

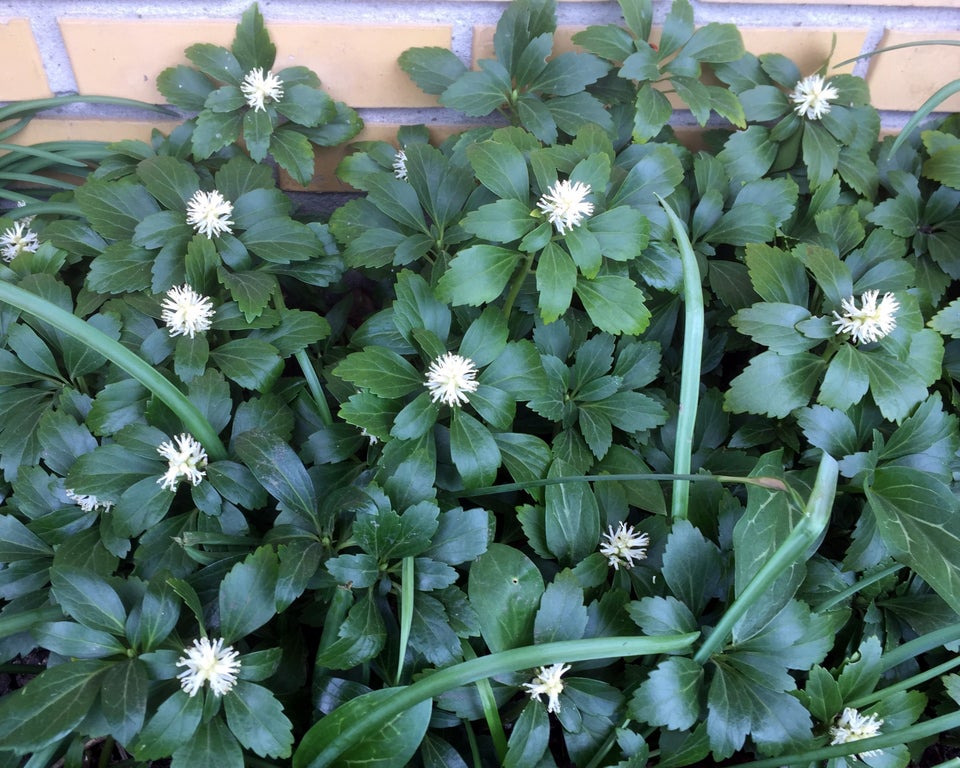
662;520;721;617
50;566;126;635
241;217;319;263
135;691;203;761
796;405;859;458
219;546;279;643
545;458;601;564
137;155;200;212
631;656;703;730
293;687;431;768
818;343;870;412
0;515;52;561
802;121;840;188
270;128;317;187
101;659;148;746
314;593;386;669
587;206;649;262
232;3;276;71
866;467;960;614
235;429;319;530
86;243;154;294
210;338;283;391
861;352;929;422
276;84;333;127
632;84;673;143
362;174;427;232
725;351;825;418
157;65;215;110
468;543;544;653
682;22;744;63
436;245;518;306
398;46;468;95
531;51;610;96
137;578;181;652
534;570;587;643
731;302;817;355
422;507;490;566
187;42;243;85
0;660;108;754
744;243;808;306
626;595;697;636
193;110;243;159
334;346;422;399
450;409;501;488
462;198;537;243
75;179;161;241
173;716;243;768
504;701;550;768
440;63;510;117
217;268;277;322
574;274;650;335
225;680;293;758
467;140;530;202
32;621;125;659
537;241;577;323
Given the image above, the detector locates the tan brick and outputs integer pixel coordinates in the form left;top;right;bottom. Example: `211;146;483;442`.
0;18;52;100
59;19;449;108
866;31;960;111
7;117;181;146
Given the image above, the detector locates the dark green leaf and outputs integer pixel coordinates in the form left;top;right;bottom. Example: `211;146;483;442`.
725;351;824;418
101;659;148;746
398;46;468;95
135;691;203;761
232;3;276;71
436;245;518;306
32;621;125;659
545;458;600;564
157;65;215;110
631;657;703;730
270;128;317;187
219;546;279;643
75;179;161;241
440;63;510;117
210;338;283;391
137;155;200;212
50;566;126;635
574;275;650;335
173;715;243;768
0;660;108;753
468;543;544;653
225;680;293;758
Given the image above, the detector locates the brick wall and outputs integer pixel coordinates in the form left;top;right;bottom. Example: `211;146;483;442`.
2;0;959;191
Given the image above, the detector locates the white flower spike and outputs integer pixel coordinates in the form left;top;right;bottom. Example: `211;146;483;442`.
0;220;40;262
161;284;216;339
176;637;242;697
186;189;234;239
393;149;408;180
424;352;480;408
523;663;571;714
65;489;113;514
599;522;650;570
241;67;284;112
157;433;209;491
830;707;884;758
536;179;594;236
831;290;899;345
789;74;840;120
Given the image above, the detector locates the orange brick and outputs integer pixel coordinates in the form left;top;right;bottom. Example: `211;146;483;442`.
0;18;51;100
59;19;450;108
866;31;960;111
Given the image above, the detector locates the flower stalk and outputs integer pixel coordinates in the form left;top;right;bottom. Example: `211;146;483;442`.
657;195;703;522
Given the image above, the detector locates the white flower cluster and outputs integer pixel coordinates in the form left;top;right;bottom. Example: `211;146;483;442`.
424;352;480;408
830;707;884;758
789;74;839;121
161;284;216;339
176;637;241;697
0;220;40;262
157;433;209;491
186;189;234;239
599;522;650;570
241;67;284;111
522;662;571;714
536;179;594;235
65;489;113;514
832;290;899;345
393;149;408;180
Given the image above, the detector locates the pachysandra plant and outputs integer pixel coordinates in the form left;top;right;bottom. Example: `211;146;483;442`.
2;0;960;767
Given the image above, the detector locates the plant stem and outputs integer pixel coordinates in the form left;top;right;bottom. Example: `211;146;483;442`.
0;280;227;461
657;195;704;522
501;250;535;319
460;640;508;761
849;654;960;709
465;472;787;497
295;349;333;427
298;632;698;768
693;453;838;664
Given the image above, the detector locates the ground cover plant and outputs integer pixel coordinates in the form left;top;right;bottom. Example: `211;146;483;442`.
1;1;960;766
